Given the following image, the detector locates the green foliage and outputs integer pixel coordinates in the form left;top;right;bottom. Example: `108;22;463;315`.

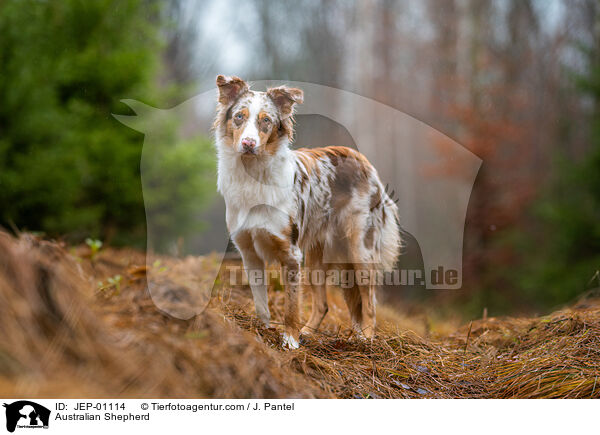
0;0;215;249
85;237;103;261
0;0;155;242
97;274;123;295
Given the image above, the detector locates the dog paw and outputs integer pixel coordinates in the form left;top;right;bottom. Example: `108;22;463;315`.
282;332;300;350
300;326;315;336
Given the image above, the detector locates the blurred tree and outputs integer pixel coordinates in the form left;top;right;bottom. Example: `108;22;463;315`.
0;0;159;244
233;0;598;314
420;0;591;315
0;0;214;248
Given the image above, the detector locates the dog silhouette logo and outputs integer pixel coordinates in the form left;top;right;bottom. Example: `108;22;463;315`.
3;401;50;432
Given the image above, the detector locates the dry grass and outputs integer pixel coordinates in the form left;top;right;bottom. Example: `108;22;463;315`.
0;232;599;399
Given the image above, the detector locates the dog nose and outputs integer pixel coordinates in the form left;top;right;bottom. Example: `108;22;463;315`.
241;137;256;152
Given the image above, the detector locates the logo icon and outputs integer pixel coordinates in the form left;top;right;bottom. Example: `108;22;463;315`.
3;401;50;433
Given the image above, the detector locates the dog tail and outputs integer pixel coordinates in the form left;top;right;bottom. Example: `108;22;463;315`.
378;190;402;272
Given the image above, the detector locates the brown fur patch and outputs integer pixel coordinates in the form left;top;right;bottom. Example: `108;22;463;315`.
266;86;304;117
216;75;249;105
260;111;282;155
214;91;251;147
234;107;249;126
229;107;250;148
296;146;372;182
233;230;253;252
251;229;293;266
294;151;320;176
290;219;299;246
326;148;372;213
265;86;302;144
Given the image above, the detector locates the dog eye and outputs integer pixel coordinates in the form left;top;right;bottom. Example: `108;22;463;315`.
263;117;271;124
235;112;244;120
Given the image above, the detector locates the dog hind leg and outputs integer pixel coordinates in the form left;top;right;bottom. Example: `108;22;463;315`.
300;247;329;335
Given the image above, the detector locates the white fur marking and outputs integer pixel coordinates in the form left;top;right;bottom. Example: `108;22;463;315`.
282;332;299;350
236;95;262;152
217;144;295;235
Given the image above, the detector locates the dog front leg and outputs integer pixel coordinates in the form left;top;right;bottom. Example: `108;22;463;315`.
240;250;270;327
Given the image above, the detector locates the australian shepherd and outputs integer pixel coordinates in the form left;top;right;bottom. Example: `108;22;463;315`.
213;75;401;348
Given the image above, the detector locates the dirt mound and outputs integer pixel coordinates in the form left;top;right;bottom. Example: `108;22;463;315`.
1;232;599;398
0;233;325;398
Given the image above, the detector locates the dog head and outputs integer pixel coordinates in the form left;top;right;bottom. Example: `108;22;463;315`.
214;75;303;156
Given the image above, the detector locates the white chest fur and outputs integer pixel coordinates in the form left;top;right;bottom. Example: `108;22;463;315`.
217;146;296;238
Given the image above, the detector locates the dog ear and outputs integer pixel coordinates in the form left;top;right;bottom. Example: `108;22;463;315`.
216;75;249;106
267;86;304;118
